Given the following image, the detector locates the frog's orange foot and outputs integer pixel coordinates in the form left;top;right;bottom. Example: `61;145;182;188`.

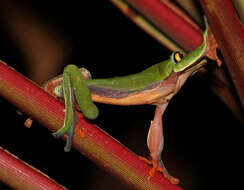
157;166;180;185
138;156;179;185
75;123;86;138
75;112;86;138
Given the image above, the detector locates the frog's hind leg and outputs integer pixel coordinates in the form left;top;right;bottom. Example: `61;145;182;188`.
52;71;76;152
63;121;76;152
139;104;179;184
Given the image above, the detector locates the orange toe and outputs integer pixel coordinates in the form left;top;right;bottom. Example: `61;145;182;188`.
168;176;180;185
138;156;153;165
138;156;179;184
149;167;156;177
75;123;86;138
138;156;156;177
74;112;86;138
76;112;84;119
157;165;179;184
138;157;157;177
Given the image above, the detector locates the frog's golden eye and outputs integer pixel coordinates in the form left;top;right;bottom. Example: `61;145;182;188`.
173;51;184;63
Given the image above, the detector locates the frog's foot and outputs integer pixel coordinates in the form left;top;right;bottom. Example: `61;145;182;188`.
74;112;86;138
52;121;76;152
138;156;179;184
157;163;179;184
53;112;86;152
75;123;86;138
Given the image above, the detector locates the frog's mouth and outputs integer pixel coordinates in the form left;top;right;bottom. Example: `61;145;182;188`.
180;57;207;76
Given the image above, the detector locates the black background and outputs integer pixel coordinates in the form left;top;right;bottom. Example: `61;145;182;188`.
0;1;243;189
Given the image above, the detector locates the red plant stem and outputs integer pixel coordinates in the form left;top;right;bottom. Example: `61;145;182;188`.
201;0;244;108
126;0;202;51
0;61;182;190
109;0;184;52
0;147;67;190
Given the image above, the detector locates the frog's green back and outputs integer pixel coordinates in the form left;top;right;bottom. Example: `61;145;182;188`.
87;59;173;91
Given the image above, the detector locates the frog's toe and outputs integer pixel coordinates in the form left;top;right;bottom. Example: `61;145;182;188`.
52;131;62;138
52;122;76;151
64;131;74;152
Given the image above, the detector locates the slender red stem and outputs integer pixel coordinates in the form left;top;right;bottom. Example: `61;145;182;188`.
126;0;202;51
0;61;182;190
0;147;67;190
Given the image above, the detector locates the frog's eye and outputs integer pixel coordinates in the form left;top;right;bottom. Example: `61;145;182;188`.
172;51;184;64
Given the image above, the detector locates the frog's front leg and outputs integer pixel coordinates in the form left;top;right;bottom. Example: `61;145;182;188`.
139;104;179;184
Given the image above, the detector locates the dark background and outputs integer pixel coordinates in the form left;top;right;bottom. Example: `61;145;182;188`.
0;1;243;189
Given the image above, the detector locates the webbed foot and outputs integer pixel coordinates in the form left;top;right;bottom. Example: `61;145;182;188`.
53;112;86;152
74;112;86;138
138;156;179;184
52;121;76;152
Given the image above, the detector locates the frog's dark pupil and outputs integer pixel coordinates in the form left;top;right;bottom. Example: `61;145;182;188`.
179;53;183;59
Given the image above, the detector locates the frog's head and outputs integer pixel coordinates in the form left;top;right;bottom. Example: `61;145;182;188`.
170;48;206;75
170;16;208;73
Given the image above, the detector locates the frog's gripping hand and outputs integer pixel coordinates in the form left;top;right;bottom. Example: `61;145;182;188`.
53;64;99;152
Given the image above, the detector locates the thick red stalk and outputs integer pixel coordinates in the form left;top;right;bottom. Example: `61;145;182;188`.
0;147;67;190
200;0;244;108
126;0;202;51
0;61;182;190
